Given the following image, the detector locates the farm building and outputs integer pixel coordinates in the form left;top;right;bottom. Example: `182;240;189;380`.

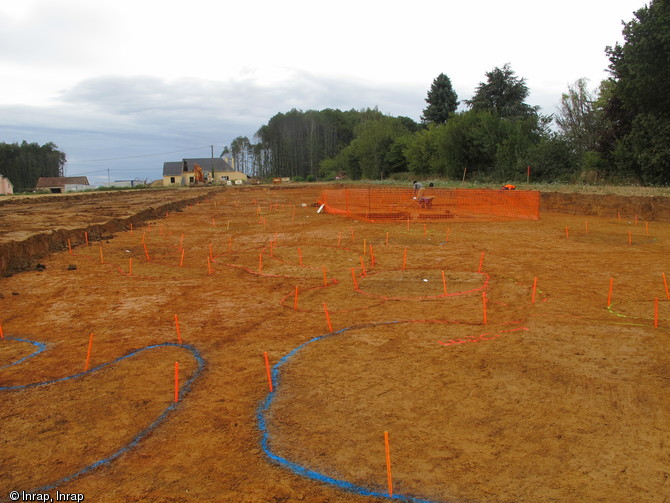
162;158;247;186
0;174;13;195
36;176;92;193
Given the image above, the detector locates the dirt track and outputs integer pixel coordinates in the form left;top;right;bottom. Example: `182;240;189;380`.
0;186;668;503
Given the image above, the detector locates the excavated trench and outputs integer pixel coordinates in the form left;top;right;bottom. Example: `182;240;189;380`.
0;188;220;276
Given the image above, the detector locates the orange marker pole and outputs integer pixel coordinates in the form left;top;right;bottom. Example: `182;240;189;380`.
84;333;94;372
322;266;328;287
446;228;451;243
293;286;299;311
565;226;569;239
442;270;447;296
531;277;537;304
384;431;393;497
662;272;669;300
323;303;333;332
129;257;133;276
482;291;487;325
608;277;614;307
180;249;185;268
174;314;182;344
654;297;659;328
360;256;367;277
259;252;263;273
351;268;359;290
85;231;89;246
385;231;389;246
207;255;212;275
298;247;303;267
264;352;273;392
585;221;589;234
67;239;72;255
402;248;407;271
0;322;4;339
478;252;484;273
130;222;134;234
423;224;427;237
174;361;179;402
617;211;621;222
369;244;375;267
351;228;355;241
363;238;367;255
99;245;104;264
143;243;150;262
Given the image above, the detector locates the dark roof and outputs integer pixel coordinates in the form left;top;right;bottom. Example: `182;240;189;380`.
163;158;236;176
36;176;90;187
162;162;183;176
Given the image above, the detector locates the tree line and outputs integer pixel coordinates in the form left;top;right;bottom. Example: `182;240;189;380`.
226;0;669;185
0;141;66;192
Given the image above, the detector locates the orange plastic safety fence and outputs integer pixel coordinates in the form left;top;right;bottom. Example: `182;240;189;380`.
318;188;540;222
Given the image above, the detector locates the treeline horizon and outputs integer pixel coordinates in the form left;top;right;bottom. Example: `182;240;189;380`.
0;141;66;192
224;0;669;186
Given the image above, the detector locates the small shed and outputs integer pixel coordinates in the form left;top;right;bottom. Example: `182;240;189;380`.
0;175;13;195
36;176;92;193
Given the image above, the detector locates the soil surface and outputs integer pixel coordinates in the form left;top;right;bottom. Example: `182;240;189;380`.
0;186;668;503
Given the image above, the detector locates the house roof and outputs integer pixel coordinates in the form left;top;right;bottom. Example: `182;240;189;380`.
163;158;236;176
36;176;90;187
162;162;183;176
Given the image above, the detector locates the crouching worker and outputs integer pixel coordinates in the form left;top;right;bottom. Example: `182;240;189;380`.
413;181;434;208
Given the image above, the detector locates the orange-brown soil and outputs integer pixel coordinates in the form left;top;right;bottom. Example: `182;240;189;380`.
0;186;668;503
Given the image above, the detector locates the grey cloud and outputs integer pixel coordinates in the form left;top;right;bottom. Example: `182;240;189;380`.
0;71;560;182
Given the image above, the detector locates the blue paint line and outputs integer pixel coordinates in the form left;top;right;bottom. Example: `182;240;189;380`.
1;340;206;492
0;341;195;391
0;337;47;370
257;322;444;503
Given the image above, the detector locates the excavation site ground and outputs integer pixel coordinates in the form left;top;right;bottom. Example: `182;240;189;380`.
0;186;668;503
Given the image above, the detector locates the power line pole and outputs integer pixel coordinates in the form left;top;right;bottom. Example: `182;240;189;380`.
211;145;215;182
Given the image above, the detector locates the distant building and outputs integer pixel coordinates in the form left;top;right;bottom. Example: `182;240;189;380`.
36;176;91;193
162;158;247;187
101;179;147;188
0;175;13;195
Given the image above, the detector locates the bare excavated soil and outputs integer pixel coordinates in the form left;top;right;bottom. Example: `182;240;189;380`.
0;186;668;503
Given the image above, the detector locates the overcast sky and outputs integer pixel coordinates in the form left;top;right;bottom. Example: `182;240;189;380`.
0;0;644;184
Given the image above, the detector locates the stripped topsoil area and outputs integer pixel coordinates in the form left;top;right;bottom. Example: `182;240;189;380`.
0;185;668;503
2;188;669;278
0;188;219;276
